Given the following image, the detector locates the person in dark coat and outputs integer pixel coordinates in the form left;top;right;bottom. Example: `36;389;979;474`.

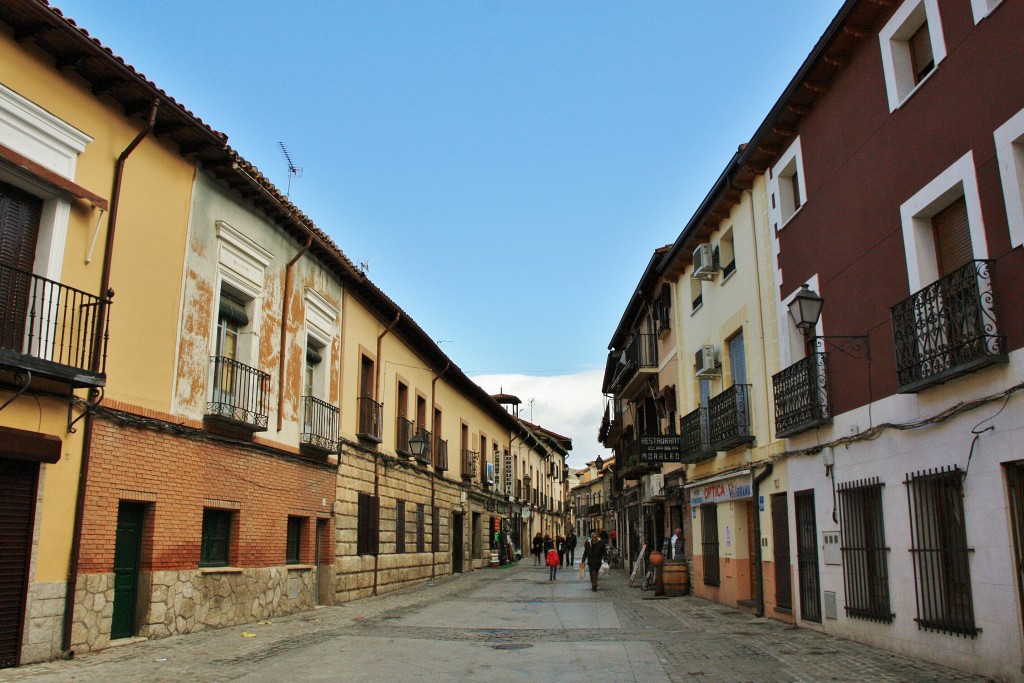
532;532;544;566
580;531;607;592
556;535;565;566
564;531;577;566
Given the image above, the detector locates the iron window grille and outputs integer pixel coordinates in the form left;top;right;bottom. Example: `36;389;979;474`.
701;504;720;586
773;352;831;438
905;466;977;637
395;416;413;455
416;504;426;553
708;383;754;450
396;500;406;554
356;396;383;442
207;356;270;431
838;477;892;623
301;395;340;454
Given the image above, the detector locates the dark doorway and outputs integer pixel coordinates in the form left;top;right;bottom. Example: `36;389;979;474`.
111;502;145;639
0;459;38;668
452;513;464;573
795;490;821;623
771;493;793;611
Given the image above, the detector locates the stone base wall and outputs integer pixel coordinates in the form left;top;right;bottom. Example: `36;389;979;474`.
19;580;68;665
71;566;317;654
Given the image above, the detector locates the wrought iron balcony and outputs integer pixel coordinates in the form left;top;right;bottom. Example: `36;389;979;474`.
301;395;340;455
433;436;448;471
207;356;270;432
679;406;714;464
892;260;1006;393
608;334;658;396
773;352;832;438
461;449;477;480
395;416;413;455
356;396;382;442
709;383;755;450
0;263;111;387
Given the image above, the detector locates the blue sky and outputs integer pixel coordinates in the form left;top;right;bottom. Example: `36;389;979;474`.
54;0;844;465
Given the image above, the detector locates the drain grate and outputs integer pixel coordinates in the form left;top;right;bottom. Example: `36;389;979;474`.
491;643;533;650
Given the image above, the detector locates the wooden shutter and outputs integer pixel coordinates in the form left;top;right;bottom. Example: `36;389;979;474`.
0;181;42;353
933;196;972;276
909;21;934;83
358;493;380;556
0;460;38;668
729;331;747;385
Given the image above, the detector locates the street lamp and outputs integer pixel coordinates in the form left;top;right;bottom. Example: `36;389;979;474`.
787;284;824;333
594;455;604;471
409;432;431;460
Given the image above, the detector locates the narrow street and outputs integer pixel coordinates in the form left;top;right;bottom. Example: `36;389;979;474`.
0;561;983;683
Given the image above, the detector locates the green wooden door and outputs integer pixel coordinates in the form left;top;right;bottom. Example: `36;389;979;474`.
111;503;144;639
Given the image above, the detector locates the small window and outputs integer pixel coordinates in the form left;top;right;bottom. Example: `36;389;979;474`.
357;492;380;556
994;107;1024;248
969;0;1002;23
769;138;807;229
416;504;426;553
879;0;946;111
690;277;702;312
200;509;233;567
719;229;736;278
286;516;303;565
396;499;406;553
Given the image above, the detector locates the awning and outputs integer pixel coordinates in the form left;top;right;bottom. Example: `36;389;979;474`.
0;142;108;210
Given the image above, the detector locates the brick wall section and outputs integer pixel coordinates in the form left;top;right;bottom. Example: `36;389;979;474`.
78;409;336;574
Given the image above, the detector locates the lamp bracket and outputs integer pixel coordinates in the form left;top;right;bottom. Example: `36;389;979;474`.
812;335;871;361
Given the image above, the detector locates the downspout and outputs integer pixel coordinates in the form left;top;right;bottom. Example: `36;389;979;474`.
744;184;776;619
429;362;450;580
371;312;400;596
753;462;774;617
277;238;312;431
64;99;160;655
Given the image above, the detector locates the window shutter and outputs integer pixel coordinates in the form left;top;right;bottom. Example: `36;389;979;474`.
909;21;934;83
933;196;972;276
0;180;41;272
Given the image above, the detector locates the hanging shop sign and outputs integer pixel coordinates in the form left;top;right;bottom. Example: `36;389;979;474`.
686;471;752;506
639;435;683;462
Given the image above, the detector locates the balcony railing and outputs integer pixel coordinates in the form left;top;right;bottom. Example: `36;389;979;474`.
773;352;831;438
0;263;111;387
709;383;755;450
356;396;382;442
679;406;714;463
461;449;477;480
396;416;413;455
609;334;658;394
301;395;340;454
433;437;448;471
892;260;1006;393
207;356;270;431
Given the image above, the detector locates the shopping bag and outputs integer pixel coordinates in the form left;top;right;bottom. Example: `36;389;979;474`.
600;561;610;575
578;562;585;579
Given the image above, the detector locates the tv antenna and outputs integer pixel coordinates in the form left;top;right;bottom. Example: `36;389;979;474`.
278;142;302;197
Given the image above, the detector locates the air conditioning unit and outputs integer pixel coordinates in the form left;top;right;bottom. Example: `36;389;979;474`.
692;243;718;280
485;461;495;486
695;344;720;378
644;473;665;502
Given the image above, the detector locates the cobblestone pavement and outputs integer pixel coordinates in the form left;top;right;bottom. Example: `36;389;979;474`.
0;562;988;682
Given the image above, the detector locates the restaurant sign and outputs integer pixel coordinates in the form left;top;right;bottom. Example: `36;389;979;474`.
639;435;683;462
688;473;753;506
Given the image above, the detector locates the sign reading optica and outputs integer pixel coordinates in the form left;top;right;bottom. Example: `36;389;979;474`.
688;474;753;506
639;435;683;462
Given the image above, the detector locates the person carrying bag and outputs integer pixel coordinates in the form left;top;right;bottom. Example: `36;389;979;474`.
580;531;607;592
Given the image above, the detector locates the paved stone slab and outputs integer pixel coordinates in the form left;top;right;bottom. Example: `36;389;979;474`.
397;600;620;630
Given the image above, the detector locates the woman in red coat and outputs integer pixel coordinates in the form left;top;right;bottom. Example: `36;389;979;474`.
546;546;560;581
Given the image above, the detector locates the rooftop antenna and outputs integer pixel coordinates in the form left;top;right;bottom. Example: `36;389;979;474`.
278;142;302;197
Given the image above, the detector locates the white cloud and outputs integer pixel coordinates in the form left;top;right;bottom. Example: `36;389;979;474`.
471;369;612;470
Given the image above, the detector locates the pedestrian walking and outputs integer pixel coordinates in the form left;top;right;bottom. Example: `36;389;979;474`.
556;534;565;567
564;530;577;566
532;532;544;566
546;546;560;581
543;534;553;553
580;531;607;592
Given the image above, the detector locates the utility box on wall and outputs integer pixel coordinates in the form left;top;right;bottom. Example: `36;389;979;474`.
822;530;842;565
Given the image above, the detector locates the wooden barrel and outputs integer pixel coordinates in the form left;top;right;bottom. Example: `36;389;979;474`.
663;559;689;597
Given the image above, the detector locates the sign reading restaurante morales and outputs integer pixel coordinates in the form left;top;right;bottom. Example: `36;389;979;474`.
639;435;683;462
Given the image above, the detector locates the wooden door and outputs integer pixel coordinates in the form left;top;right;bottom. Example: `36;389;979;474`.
111;503;144;639
0;460;38;668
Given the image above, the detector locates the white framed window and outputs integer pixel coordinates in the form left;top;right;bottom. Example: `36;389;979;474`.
878;0;946;111
969;0;1002;23
994;108;1024;249
768;137;807;231
213;221;272;366
303;287;337;399
899;152;986;293
689;275;703;313
0;83;91;283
